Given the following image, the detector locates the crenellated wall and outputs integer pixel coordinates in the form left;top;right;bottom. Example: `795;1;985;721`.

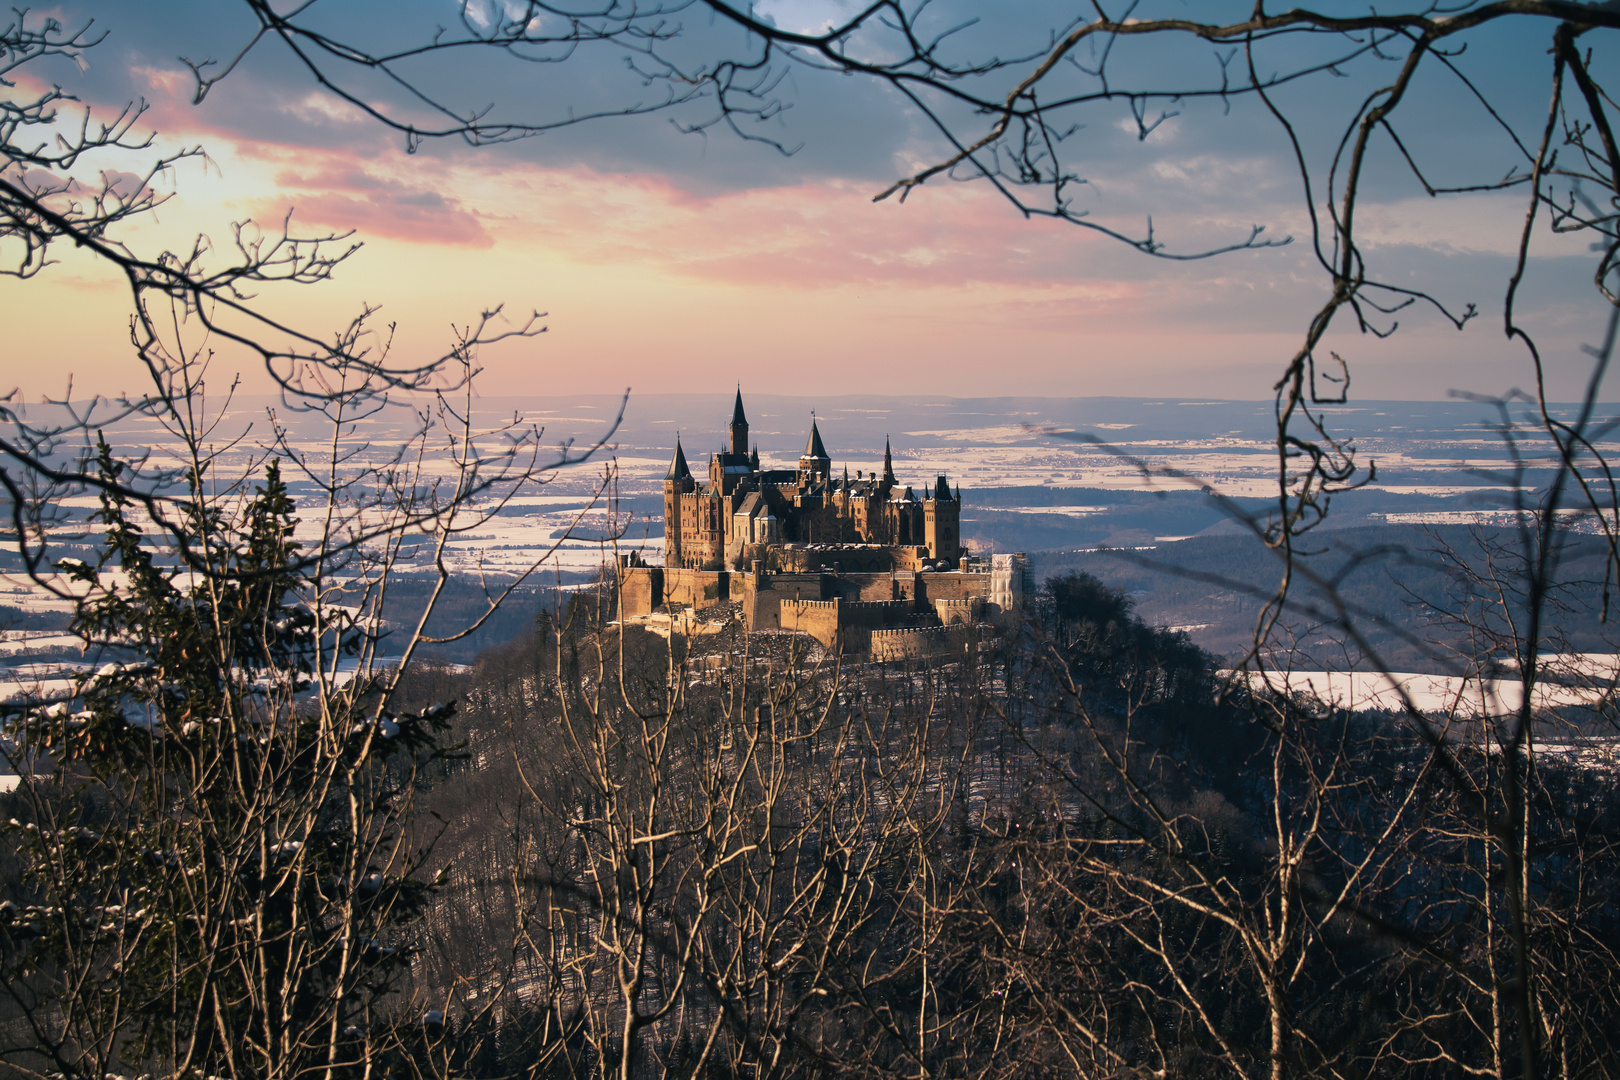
779;598;841;648
933;596;983;625
839;599;916;627
739;572;825;630
870;626;953;661
662;568;730;609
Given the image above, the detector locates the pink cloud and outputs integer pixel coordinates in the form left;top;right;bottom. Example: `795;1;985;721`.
512;169;1147;293
248;190;491;248
239;151;492;247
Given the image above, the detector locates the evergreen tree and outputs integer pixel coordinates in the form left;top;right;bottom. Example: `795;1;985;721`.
1;442;454;1080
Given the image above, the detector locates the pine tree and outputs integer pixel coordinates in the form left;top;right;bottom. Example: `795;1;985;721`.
1;442;454;1080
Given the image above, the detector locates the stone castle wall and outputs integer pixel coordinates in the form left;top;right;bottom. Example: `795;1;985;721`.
773;544;905;574
779;598;841;648
663;568;729;609
870;626;952;661
738;572;825;631
619;566;664;617
916;571;992;604
820;572;898;602
933;596;983;625
838;599;916;628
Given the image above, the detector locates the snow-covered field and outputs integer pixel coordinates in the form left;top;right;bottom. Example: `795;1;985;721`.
1239;656;1620;715
3;394;1614;676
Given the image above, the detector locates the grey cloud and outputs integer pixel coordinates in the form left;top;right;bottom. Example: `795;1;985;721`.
48;0;1564;208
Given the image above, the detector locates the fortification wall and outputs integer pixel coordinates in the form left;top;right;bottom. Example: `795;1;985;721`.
870;624;986;661
619;567;663;617
933;596;983;625
839;599;917;629
821;572;897;602
917;571;992;603
740;572;825;631
779;598;841;648
870;626;952;661
774;545;899;574
662;568;729;609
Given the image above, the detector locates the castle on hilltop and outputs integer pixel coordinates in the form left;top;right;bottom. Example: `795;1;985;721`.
664;388;962;573
619;390;1027;658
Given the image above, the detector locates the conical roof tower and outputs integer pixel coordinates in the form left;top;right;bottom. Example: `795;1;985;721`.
799;415;831;483
803;417;829;461
666;436;692;481
729;386;749;455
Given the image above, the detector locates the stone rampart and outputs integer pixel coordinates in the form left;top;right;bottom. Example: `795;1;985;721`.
917;571;992;603
933;597;983;625
870;626;953;662
662;568;729;609
774;545;900;574
827;572;898;602
839;599;916;628
619;566;663;617
780;598;841;649
743;572;825;630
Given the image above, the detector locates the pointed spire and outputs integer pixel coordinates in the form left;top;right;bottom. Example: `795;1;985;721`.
729;386;750;455
665;436;691;481
882;436;896;483
803;415;829;461
749;444;760;471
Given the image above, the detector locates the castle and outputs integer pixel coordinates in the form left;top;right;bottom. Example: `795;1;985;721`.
619;391;1027;657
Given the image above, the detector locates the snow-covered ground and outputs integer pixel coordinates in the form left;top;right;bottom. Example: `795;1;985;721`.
1238;656;1620;715
3;394;1614;668
0;631;81;655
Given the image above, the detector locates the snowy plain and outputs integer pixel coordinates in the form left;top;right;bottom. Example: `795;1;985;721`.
4;394;1619;720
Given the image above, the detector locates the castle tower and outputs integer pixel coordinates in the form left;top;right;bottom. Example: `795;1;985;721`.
729;387;749;456
663;436;693;567
799;416;831;484
882;436;897;486
924;474;961;564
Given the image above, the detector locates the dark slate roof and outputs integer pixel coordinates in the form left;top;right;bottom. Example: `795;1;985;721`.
802;419;830;460
666;438;692;480
731;387;748;426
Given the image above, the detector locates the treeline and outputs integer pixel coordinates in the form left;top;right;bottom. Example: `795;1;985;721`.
359;573;1620;1079
4;539;1616;1078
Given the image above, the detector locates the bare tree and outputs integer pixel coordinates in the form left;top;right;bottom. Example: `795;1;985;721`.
0;12;623;1080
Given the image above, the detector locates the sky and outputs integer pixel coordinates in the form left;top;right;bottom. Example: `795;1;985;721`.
3;1;1616;405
